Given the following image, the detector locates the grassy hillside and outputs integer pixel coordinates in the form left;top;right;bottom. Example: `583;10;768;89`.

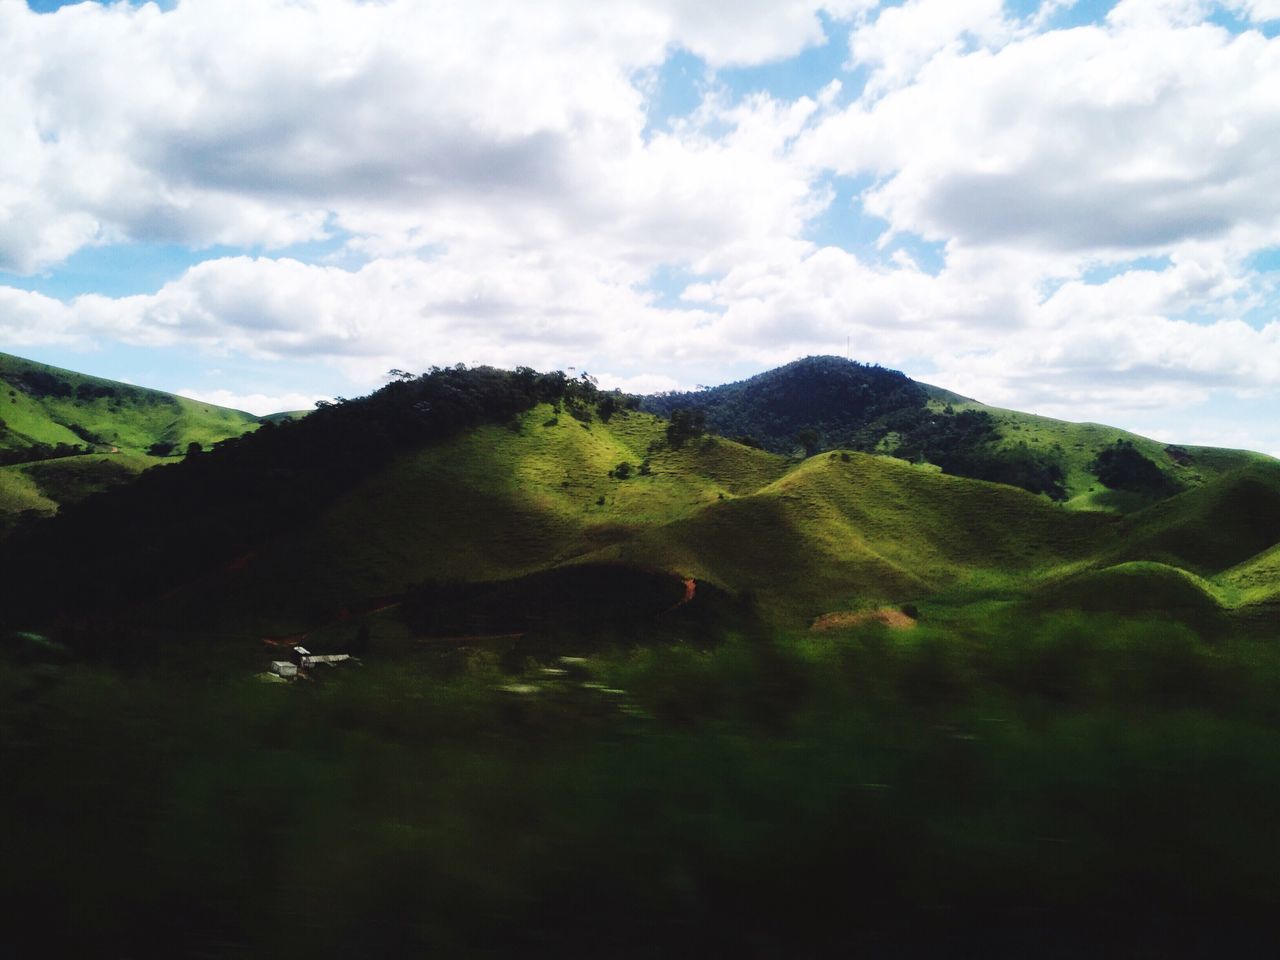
609;450;1113;623
1037;560;1227;629
5;359;1278;643
0;464;58;521
132;403;1129;636
647;357;1272;510
150;404;789;633
1102;463;1280;576
927;386;1272;508
1;351;260;454
0;451;159;530
0;352;262;523
1221;545;1280;621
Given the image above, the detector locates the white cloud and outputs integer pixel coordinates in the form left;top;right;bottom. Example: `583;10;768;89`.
595;372;686;394
0;0;847;275
803;15;1280;261
2;0;1280;455
850;0;1013;97
175;387;328;417
6;252;726;386
1106;0;1215;28
1229;0;1280;20
0;286;80;346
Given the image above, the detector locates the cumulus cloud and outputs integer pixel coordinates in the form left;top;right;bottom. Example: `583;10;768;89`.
12;252;727;386
0;0;849;274
849;0;1013;97
802;13;1280;261
174;387;330;417
1229;0;1280;20
2;0;1280;453
0;286;80;346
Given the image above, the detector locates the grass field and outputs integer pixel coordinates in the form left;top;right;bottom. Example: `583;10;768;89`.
0;352;263;524
1;351;260;454
924;383;1272;508
125;401;1280;643
8;607;1280;956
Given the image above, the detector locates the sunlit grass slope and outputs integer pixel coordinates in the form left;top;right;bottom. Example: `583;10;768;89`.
0;466;57;524
1221;545;1280;616
1;351;260;455
0;352;262;523
0;451;160;528
1040;561;1226;618
1103;463;1280;576
926;385;1272;508
108;401;1280;638
181;415;1123;632
612;450;1115;622
1025;464;1280;628
177;405;791;630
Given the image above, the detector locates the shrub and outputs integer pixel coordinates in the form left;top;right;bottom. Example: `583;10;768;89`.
1092;440;1178;496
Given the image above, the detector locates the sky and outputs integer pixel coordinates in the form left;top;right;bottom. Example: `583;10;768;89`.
2;0;1280;455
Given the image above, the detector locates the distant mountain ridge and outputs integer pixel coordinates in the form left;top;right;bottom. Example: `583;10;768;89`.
642;356;926;452
0;351;263;525
2;356;1278;649
1;351;1271;534
642;355;1270;506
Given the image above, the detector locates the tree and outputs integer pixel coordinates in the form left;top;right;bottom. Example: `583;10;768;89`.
1092;440;1177;496
665;408;706;448
796;428;821;457
597;393;618;422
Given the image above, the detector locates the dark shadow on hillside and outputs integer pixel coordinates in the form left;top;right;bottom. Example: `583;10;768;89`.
401;563;762;655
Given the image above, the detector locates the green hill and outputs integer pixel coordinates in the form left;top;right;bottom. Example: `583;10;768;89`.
1038;560;1226;620
1103;464;1280;576
5;395;1116;636
0;352;262;525
1220;545;1280;624
1;352;260;455
3;358;1278;644
929;387;1270;509
642;356;926;452
644;356;1270;509
607;450;1112;623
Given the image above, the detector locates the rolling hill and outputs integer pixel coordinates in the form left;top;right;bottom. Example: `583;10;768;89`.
645;356;1270;508
6;355;1280;958
0;352;264;526
1;356;1276;647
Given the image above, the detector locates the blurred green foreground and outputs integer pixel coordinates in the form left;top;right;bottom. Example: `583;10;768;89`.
4;611;1280;957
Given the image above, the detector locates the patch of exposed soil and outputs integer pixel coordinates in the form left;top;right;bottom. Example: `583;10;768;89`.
810;608;917;632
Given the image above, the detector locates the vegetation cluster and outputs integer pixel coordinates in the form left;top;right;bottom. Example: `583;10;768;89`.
646;357;1070;498
1093;438;1180;495
5;610;1280;955
644;355;927;453
0;365;633;628
0;439;91;467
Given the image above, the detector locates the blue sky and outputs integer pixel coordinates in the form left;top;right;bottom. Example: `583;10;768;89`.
2;0;1279;455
